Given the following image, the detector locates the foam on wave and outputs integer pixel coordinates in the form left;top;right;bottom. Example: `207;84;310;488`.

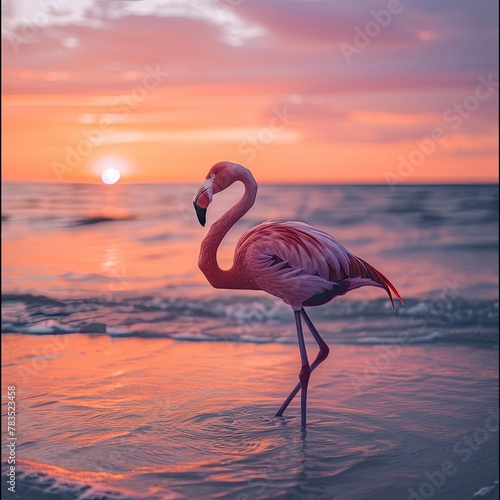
1;293;498;346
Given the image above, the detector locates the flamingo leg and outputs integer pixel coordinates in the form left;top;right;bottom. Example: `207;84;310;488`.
281;310;311;426
275;309;329;419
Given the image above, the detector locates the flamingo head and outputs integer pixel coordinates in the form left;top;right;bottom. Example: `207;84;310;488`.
192;161;246;226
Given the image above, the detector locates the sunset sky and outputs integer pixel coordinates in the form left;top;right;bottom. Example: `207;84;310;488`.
2;0;498;184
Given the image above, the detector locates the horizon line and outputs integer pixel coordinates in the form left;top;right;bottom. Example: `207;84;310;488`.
2;180;498;186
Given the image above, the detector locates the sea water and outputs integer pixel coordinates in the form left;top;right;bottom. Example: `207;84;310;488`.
1;182;498;499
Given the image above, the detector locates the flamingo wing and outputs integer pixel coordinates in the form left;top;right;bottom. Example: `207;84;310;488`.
235;221;402;309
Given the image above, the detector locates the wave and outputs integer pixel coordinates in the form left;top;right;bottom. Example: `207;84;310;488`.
70;215;135;226
2;293;498;346
1;460;175;500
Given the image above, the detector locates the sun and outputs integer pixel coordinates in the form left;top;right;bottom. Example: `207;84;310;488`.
94;155;128;185
101;168;121;185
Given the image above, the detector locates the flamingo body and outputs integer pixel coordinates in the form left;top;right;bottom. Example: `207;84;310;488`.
234;220;401;311
193;161;402;426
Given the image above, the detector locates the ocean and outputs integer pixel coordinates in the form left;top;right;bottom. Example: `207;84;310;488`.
1;182;499;499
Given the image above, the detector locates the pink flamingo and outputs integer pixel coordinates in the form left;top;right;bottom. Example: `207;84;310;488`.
193;162;403;427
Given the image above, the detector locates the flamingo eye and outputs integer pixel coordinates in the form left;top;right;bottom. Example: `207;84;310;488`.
210;174;216;179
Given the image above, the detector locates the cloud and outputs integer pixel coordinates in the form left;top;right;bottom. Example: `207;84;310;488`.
2;0;498;95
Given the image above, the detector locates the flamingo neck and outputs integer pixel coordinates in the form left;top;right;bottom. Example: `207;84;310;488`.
198;171;257;289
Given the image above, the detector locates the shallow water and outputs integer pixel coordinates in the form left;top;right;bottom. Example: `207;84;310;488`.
2;335;499;500
1;182;499;499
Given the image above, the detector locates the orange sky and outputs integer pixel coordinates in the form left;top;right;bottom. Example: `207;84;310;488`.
2;0;498;184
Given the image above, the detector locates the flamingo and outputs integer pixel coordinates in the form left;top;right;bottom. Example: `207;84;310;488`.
193;161;403;427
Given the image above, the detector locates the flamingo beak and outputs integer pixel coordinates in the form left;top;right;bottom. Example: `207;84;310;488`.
193;202;207;226
193;178;214;227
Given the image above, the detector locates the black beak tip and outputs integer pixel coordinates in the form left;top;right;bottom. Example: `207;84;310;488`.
193;202;207;227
